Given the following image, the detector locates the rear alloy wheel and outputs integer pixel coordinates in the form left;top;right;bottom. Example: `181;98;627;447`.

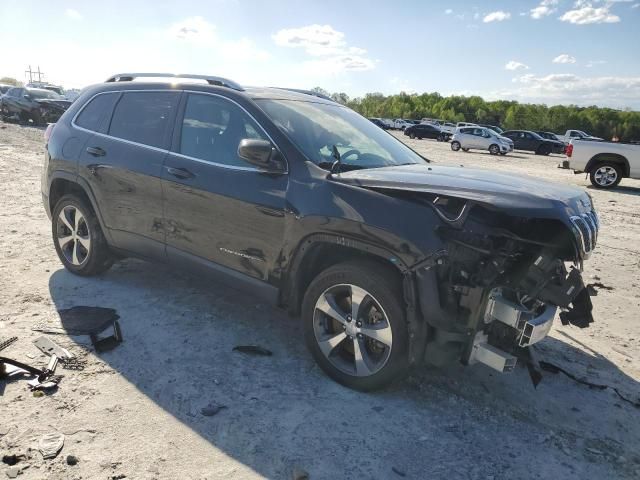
489;144;500;155
302;262;409;391
590;163;622;189
409;132;415;139
52;194;114;276
536;145;551;156
451;141;461;151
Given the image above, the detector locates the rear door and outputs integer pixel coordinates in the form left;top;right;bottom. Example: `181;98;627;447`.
162;92;288;282
76;90;180;259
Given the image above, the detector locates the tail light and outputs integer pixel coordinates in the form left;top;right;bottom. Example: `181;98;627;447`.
566;144;573;157
44;123;55;143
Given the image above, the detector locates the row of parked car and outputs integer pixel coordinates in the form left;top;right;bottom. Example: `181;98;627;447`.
0;83;75;126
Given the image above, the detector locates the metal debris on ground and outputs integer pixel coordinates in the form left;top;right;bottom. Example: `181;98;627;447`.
38;432;65;459
0;354;61;390
0;336;18;352
201;404;227;417
232;345;273;356
33;336;73;360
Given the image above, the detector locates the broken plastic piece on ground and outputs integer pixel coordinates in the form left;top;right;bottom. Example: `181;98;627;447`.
201;404;227;416
91;319;123;353
33;336;73;360
0;336;18;353
38;432;64;459
232;345;273;356
559;288;594;328
33;306;119;335
540;360;640;408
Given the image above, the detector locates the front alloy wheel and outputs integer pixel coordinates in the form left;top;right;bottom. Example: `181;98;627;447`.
313;284;393;377
302;261;409;391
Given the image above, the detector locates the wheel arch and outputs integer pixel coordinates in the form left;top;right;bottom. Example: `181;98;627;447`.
585;153;630;177
282;234;409;316
48;173;113;244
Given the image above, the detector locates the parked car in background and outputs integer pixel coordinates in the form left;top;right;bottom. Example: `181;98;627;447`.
479;124;504;134
27;82;65;96
393;119;413;130
451;126;513;155
380;118;395;129
368;117;389;130
535;131;567;154
404;123;448;141
501;130;558;156
557;129;603;143
439;122;457;135
456;121;477;128
0;86;72;125
560;139;640;189
41;72;599;390
0;84;13;95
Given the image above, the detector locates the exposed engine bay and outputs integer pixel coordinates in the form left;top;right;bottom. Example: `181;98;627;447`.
406;192;597;373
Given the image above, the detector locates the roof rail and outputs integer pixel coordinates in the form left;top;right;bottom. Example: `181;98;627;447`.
276;88;334;102
105;73;244;91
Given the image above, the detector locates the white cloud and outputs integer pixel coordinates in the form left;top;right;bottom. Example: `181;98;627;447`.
444;9;453;15
505;61;529;70
633;3;640;8
530;0;559;19
585;59;607;67
559;3;621;24
168;16;216;44
272;24;374;73
506;73;640;108
553;53;577;63
483;11;511;22
167;17;269;62
65;8;82;20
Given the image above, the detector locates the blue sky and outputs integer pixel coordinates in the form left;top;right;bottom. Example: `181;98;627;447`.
1;0;639;108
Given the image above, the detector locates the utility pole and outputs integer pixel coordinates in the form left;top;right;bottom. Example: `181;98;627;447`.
24;65;45;84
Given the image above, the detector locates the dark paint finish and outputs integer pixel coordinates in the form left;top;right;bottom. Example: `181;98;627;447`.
42;79;594;311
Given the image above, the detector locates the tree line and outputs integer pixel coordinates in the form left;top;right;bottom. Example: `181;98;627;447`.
313;88;640;142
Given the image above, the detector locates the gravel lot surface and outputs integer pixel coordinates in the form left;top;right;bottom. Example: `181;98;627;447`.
1;123;639;479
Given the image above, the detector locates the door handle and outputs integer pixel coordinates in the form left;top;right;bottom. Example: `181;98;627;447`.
86;146;106;157
166;166;195;180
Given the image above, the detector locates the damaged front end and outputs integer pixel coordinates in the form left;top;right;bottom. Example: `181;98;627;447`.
409;193;598;374
35;99;72;123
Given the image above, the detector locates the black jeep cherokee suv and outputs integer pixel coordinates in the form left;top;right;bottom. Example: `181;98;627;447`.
42;73;598;391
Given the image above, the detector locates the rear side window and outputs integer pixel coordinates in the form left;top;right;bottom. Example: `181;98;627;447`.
75;93;119;133
179;93;267;168
108;92;179;149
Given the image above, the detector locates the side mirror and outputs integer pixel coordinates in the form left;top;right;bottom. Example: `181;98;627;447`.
23;94;31;100
237;139;285;173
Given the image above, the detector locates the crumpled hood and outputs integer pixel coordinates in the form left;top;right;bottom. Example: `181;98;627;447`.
35;99;72;111
333;163;591;215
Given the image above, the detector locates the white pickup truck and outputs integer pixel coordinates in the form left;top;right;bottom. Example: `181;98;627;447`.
556;129;603;143
561;139;640;188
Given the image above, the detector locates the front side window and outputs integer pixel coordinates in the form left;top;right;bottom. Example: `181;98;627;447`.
257;99;425;170
179;93;267;167
75;93;119;133
108;91;179;149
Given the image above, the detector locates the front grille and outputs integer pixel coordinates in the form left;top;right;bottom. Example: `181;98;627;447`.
570;210;599;257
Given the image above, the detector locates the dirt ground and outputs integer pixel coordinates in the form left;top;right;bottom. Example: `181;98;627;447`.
0;122;639;480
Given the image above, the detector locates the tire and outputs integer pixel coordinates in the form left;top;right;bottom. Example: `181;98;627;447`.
489;144;500;155
451;141;461;151
409;133;415;139
52;193;114;276
590;162;622;189
302;261;409;391
536;145;551;156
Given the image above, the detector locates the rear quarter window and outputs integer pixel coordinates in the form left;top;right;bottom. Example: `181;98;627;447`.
75;93;119;133
108;91;180;149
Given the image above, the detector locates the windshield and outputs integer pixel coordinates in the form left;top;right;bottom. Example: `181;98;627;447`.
257;100;426;170
29;89;63;100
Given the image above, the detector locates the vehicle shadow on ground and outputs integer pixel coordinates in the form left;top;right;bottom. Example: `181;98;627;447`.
46;260;640;479
587;184;640;197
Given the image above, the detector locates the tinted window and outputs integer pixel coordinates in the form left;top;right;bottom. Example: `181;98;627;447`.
75;93;119;133
460;128;473;134
109;92;179;148
179;93;267;167
28;89;62;100
7;88;20;97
